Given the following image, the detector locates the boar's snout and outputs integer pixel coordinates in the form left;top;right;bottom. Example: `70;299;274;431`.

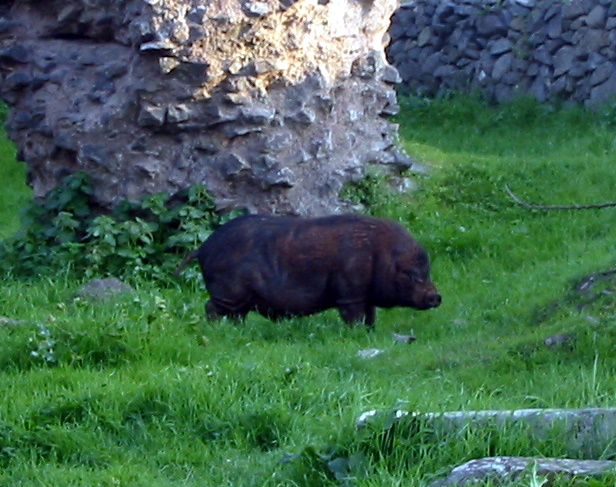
425;292;442;308
412;287;441;310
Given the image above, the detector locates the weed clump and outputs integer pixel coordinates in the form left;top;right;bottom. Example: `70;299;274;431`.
0;171;244;281
0;318;138;370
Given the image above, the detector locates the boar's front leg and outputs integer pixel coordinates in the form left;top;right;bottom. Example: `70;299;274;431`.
364;305;376;329
337;300;376;329
206;297;249;322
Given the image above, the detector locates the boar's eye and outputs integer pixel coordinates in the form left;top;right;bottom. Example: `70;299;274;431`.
404;269;424;284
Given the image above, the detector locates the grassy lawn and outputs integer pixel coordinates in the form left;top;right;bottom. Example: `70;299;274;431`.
1;96;616;486
0;110;29;239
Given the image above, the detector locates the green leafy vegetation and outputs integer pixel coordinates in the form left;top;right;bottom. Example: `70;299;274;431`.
340;171;401;215
1;96;616;486
0;171;244;281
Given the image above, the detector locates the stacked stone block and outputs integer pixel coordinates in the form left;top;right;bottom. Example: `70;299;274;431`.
387;0;616;106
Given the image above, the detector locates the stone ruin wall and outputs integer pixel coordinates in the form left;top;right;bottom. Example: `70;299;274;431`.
387;0;616;106
0;0;408;215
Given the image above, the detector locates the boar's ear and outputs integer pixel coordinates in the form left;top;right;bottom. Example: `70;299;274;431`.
412;247;429;267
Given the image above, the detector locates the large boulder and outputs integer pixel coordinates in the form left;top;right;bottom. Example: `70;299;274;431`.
0;0;408;215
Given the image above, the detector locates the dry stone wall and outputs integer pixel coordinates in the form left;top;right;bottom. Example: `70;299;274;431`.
387;0;616;106
0;0;407;215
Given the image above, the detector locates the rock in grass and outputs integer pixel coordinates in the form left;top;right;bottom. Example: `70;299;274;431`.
429;456;616;486
544;333;574;349
74;278;135;301
356;348;386;359
392;332;417;343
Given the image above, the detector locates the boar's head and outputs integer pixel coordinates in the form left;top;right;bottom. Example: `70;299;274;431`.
393;245;441;310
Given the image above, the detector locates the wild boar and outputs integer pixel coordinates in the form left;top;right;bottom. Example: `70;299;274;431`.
174;214;441;328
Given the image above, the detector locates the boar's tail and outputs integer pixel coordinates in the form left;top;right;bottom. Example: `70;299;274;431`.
173;250;199;277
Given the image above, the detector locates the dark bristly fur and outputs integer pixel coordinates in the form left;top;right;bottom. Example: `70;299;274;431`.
174;214;441;328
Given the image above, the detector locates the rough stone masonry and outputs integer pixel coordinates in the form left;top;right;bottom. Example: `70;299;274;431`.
0;0;408;215
387;0;616;107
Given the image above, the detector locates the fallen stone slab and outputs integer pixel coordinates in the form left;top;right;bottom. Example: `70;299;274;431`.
429;456;616;486
357;408;616;458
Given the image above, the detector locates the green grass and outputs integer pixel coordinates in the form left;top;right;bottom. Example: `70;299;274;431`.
0;108;30;239
2;96;616;486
